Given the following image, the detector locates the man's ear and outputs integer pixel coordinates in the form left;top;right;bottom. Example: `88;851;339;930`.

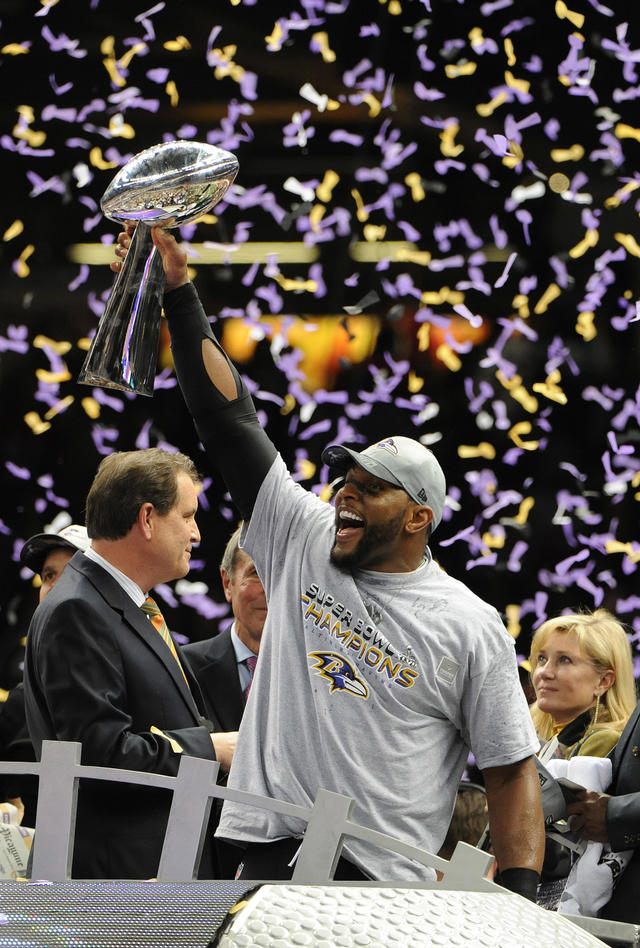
137;502;155;540
405;505;434;536
221;568;233;604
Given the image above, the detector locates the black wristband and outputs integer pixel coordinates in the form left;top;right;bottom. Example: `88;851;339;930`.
495;867;540;902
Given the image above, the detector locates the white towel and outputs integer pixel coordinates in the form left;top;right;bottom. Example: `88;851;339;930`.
544;756;632;917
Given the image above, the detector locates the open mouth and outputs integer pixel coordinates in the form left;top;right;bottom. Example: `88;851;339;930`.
336;508;365;542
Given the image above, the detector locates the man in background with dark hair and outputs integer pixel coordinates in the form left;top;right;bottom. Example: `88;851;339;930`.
23;447;237;879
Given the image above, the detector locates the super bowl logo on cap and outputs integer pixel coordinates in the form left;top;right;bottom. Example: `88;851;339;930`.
377;438;398;454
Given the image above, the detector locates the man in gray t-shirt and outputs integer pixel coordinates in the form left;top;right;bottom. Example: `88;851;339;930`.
111;225;545;897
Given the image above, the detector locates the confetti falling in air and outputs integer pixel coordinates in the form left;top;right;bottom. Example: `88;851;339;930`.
1;0;640;666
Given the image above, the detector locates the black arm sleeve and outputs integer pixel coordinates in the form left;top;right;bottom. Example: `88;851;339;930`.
163;283;277;519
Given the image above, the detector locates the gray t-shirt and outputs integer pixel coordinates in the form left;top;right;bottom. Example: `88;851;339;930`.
217;455;538;880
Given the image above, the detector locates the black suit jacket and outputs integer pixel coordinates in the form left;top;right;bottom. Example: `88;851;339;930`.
23;552;217;880
600;703;640;923
181;629;245;731
181;629;248;877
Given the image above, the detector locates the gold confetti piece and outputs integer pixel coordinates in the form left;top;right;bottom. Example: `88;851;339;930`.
509;421;539;451
164;36;191;52
421;287;465;306
40;0;60;10
604;540;640;564
576;310;596;341
555;0;585;27
351;187;368;223
513;496;535;524
36;369;72;384
198;213;218;225
318;483;335;503
311;31;336;63
505;604;521;641
396;248;432;266
388;0;402;13
309;205;325;234
81;397;100;419
482;530;505;549
89;147;118;170
3;220;24;241
476;91;508;116
417;323;430;351
568;229;599;259
108;114;135;139
296;458;316;480
550;144;585;162
632;472;640;488
440;122;464;158
511;293;530;318
77;337;93;352
408;371;424;393
614;233;640;257
504;71;530;94
24;411;51;435
363;224;387;242
1;43;30;55
504;37;516;67
266;22;284;51
496;370;538;413
119;41;147;70
533;282;562;312
549;172;570;193
150;726;183;753
532;370;568;404
165;80;179;106
15;244;34;278
469;27;485;49
435;343;462;371
614;123;640;142
273;274;318;293
502;140;523;168
280;393;296;415
316;169;339;203
13;105;46;147
405;172;425;202
44;395;74;420
605;180;639;209
362;93;382;118
458;442;496;460
445;61;477;79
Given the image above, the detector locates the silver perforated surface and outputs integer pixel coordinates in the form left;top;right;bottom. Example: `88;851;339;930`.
0;879;249;946
212;885;608;947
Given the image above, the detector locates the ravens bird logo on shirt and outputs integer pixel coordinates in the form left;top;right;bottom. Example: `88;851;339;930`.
308;651;369;699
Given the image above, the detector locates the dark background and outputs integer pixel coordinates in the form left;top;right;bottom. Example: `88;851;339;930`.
1;0;639;688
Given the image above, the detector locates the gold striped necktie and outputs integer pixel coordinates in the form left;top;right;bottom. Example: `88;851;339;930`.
141;596;188;685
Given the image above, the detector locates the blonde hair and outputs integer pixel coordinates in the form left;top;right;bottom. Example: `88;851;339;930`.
529;609;637;742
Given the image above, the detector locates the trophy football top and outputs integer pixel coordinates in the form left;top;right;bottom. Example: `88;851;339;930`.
100;140;239;227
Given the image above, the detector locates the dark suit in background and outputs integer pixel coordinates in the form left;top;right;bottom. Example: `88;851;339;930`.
182;628;244;731
182;627;245;877
24;552;217;880
600;703;640;923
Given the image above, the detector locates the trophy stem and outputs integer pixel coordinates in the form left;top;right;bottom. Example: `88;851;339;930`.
77;224;164;397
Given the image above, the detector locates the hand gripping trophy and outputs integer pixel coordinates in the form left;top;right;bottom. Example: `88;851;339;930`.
77;140;238;396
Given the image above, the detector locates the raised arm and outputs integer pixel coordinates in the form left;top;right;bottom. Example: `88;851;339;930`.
114;226;277;518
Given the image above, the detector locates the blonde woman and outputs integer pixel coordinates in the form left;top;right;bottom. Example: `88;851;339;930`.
529;609;636;760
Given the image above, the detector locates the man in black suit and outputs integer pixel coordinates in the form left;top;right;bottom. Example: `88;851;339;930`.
182;526;266;730
182;526;266;877
23;448;237;880
567;702;640;923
